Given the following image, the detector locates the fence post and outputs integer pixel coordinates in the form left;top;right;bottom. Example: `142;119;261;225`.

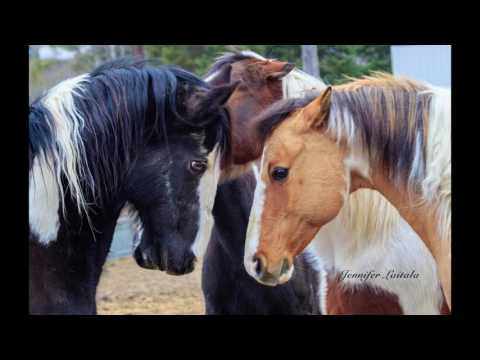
301;45;320;78
132;45;145;60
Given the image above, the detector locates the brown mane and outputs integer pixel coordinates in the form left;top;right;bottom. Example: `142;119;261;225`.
255;93;319;146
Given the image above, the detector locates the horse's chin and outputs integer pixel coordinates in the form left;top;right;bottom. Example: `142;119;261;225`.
163;247;197;275
133;245;163;270
133;233;197;275
166;257;197;275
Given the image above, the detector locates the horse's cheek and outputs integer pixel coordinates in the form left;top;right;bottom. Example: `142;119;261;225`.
302;168;344;226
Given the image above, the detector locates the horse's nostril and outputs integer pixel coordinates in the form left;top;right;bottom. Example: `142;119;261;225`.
255;259;261;275
280;258;290;277
253;255;266;276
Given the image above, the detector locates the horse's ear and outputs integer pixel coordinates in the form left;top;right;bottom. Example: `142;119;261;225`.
205;64;232;86
206;81;241;106
303;86;332;129
187;81;241;126
266;62;295;80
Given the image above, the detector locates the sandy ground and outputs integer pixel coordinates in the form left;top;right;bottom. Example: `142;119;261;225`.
96;256;205;315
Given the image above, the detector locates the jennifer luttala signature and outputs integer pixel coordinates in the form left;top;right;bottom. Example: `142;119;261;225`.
337;270;420;282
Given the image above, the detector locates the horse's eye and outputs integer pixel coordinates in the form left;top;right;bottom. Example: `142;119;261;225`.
189;160;208;174
271;167;289;181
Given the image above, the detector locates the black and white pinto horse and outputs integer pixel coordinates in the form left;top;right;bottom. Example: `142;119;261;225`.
201;52;322;314
29;59;237;314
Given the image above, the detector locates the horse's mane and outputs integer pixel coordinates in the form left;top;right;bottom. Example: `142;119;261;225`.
256;95;319;144
328;72;436;194
29;59;224;221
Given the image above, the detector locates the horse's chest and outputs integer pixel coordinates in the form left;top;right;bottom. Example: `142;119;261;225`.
326;276;403;315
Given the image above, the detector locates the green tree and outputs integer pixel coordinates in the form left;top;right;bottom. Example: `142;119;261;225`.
48;45;392;83
30;45;392;101
317;45;391;84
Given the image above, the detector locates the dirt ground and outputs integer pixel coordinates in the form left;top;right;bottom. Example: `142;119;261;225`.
96;256;205;315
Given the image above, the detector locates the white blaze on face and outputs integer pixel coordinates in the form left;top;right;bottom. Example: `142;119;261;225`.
29;155;60;245
191;145;222;258
243;146;268;279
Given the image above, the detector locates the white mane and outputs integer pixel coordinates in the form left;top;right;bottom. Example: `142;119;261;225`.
239;50;266;61
422;86;451;244
42;74;93;214
29;74;93;244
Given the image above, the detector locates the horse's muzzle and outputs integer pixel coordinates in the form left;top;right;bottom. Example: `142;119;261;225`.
249;254;294;286
133;246;162;270
133;245;196;275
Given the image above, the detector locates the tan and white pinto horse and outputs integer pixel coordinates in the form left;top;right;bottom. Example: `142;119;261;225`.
244;73;451;313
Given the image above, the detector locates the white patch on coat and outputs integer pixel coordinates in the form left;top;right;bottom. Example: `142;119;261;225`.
29;155;60;245
191;146;222;258
311;209;444;315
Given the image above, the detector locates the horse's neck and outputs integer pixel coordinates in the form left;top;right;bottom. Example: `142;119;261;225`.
365;173;446;257
29;201;123;314
358;172;451;309
213;173;256;259
344;83;451;259
325;274;403;314
311;203;444;314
